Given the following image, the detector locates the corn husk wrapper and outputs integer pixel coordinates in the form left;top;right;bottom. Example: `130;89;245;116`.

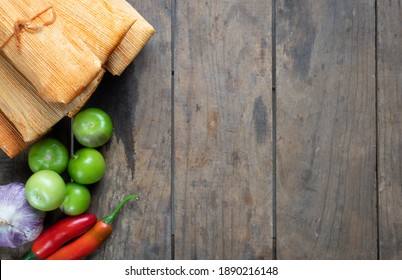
51;0;136;64
65;69;106;118
0;112;30;158
0;0;154;158
106;0;155;75
0;55;57;142
0;0;102;104
0;66;105;157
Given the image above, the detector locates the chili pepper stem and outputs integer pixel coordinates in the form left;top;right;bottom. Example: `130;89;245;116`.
22;250;37;260
102;194;140;225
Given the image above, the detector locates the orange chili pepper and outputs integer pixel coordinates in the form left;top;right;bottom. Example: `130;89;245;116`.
46;194;139;260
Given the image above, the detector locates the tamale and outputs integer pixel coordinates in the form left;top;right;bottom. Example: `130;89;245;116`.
106;0;155;75
51;0;136;64
0;0;102;104
0;53;105;143
0;69;105;158
0;112;30;158
0;55;57;142
65;69;106;118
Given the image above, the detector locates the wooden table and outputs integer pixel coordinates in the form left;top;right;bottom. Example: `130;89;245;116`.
1;0;401;260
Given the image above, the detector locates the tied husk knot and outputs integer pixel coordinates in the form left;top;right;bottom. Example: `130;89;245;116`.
2;6;57;51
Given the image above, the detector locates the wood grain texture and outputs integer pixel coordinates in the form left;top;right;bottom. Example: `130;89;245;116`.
3;0;402;261
83;0;172;260
276;0;377;259
377;0;402;260
173;0;273;259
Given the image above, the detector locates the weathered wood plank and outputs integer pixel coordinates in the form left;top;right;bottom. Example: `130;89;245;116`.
377;0;402;260
174;0;273;259
276;0;377;259
84;0;172;259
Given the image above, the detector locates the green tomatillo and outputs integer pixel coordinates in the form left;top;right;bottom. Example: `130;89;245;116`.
72;108;113;148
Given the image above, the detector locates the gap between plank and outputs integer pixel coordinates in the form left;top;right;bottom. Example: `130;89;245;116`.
374;0;380;260
170;0;177;261
271;0;277;260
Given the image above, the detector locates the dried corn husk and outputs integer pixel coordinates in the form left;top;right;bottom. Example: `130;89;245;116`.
0;0;102;104
51;0;136;64
0;53;105;144
0;55;57;142
65;69;106;118
0;112;30;158
106;0;155;75
0;69;105;158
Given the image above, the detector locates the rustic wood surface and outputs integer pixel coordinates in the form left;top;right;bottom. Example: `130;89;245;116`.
173;0;273;259
276;0;377;259
1;0;401;260
377;0;402;260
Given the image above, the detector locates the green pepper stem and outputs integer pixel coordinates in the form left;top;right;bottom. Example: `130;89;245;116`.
102;194;140;225
22;250;37;260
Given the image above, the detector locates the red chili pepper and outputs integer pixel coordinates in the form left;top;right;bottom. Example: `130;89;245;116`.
46;194;139;260
23;213;97;260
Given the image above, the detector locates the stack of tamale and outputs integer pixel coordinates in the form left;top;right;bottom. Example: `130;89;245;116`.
0;0;155;158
